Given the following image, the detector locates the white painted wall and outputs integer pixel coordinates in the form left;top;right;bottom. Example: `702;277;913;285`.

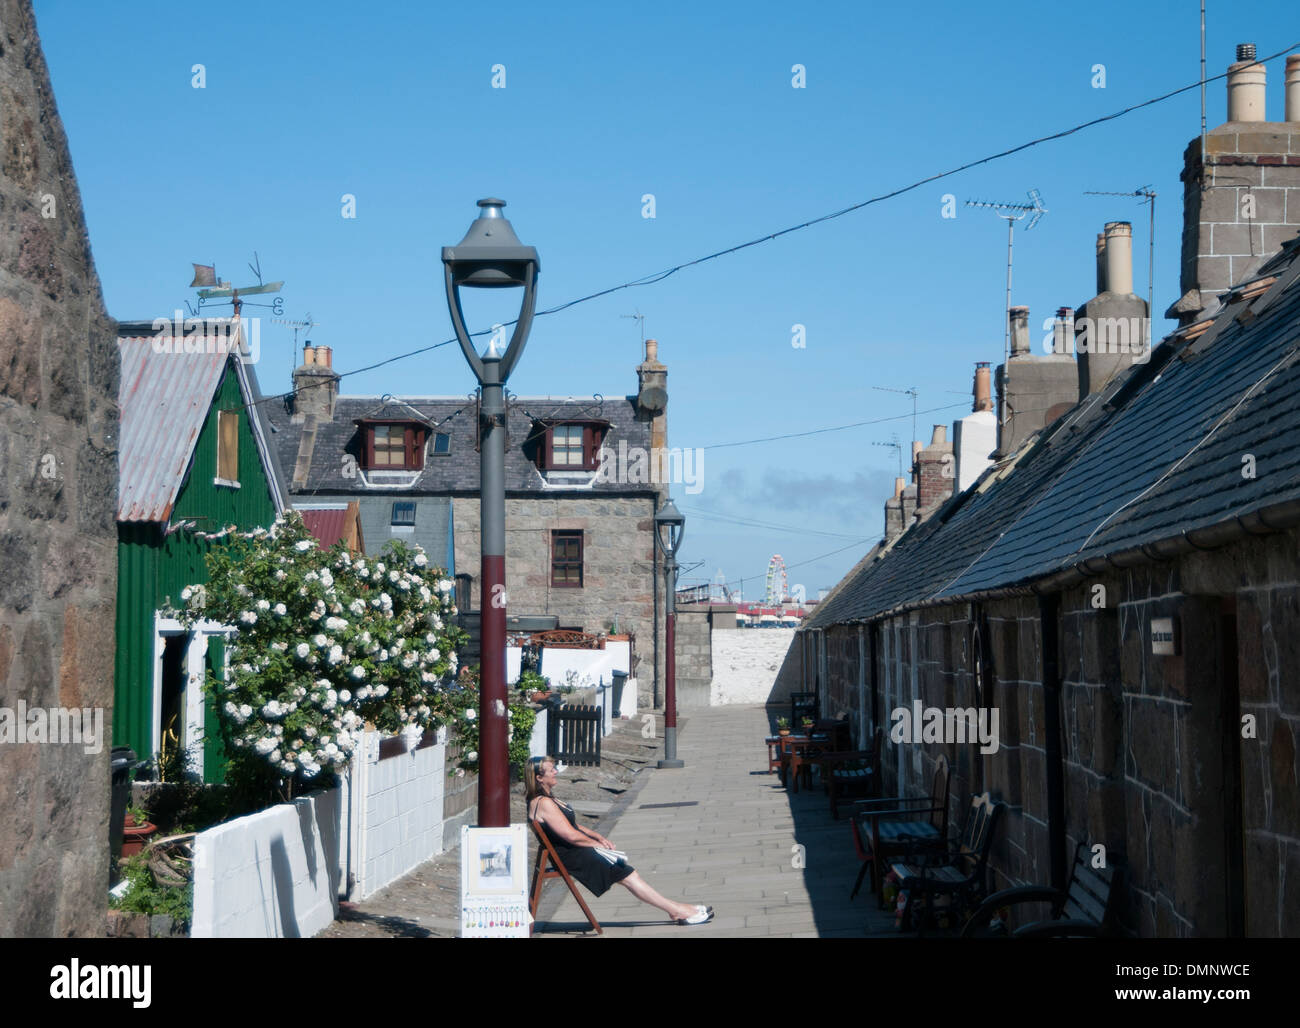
192;788;341;938
710;629;798;705
349;727;448;899
954;409;997;492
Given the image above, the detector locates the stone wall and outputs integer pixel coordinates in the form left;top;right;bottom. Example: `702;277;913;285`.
673;603;711;708
806;524;1300;935
0;0;119;938
453;494;659;703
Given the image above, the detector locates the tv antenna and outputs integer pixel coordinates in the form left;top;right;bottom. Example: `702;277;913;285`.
1084;187;1156;314
273;312;322;379
189;251;284;317
966;189;1048;369
872;385;918;445
873;433;903;477
621;308;646;345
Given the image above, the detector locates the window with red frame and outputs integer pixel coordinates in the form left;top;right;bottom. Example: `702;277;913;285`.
361;422;426;470
551;530;583;588
539;422;606;471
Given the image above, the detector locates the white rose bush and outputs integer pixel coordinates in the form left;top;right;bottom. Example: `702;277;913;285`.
180;511;466;798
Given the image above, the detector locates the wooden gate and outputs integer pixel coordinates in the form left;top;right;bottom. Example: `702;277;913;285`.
548;704;602;766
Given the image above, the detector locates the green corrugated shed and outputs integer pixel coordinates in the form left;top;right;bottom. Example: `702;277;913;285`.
114;340;283;783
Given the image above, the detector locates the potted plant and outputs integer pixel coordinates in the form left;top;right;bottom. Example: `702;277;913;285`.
518;670;551;703
801;716;815;733
122;804;158;857
776;717;791;737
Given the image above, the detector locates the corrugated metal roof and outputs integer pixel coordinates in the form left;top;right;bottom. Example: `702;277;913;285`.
117;332;238;522
300;505;352;549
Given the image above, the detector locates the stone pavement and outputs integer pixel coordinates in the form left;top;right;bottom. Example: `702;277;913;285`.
535;705;897;938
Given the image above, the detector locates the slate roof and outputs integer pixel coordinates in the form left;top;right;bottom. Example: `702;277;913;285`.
261;392;657;497
804;236;1300;630
118;321;289;522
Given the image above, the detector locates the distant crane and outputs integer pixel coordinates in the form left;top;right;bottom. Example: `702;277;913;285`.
966;189;1048;369
1084;187;1156;314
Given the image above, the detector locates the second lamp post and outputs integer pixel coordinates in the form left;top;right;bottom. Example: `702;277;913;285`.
655;499;685;769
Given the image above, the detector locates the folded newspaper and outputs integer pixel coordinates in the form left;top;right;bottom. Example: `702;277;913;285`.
594;847;628;865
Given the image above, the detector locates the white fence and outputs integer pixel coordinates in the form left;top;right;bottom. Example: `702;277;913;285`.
191;788;342;939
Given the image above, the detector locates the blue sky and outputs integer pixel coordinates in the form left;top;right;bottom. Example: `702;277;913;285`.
35;0;1300;598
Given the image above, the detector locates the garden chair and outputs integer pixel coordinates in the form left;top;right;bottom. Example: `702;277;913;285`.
528;819;601;935
849;754;951;901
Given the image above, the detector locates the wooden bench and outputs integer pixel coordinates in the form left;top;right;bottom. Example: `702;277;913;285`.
849;755;951;901
889;791;1004;934
958;840;1126;938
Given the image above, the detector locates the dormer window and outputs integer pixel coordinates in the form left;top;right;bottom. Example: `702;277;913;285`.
358;420;426;471
535;420;609;472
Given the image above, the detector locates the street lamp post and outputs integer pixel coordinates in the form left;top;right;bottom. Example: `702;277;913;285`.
654;499;685;769
442;198;540;827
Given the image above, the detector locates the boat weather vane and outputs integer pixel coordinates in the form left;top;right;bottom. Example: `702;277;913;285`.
186;251;284;318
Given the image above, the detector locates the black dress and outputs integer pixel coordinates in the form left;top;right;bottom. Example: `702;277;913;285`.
532;796;635;897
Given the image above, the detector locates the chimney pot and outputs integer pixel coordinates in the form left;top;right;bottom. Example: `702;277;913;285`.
1286;54;1300;123
930;424;947;446
1096;233;1108;293
894;477;905;498
973;362;992;412
303;344;316;365
1009;305;1031;356
1104;221;1134;296
316;345;332;369
1053;306;1076;355
644;338;659;362
1227;44;1266;122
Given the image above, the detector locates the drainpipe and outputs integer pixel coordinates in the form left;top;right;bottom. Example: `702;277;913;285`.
1039;593;1067;892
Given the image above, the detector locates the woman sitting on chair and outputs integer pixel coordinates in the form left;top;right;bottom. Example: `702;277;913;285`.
525;755;713;925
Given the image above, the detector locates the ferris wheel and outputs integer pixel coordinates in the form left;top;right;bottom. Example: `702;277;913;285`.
765;554;788;605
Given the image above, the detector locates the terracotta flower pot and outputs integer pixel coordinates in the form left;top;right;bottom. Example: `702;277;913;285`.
777;729;790;737
121;815;157;857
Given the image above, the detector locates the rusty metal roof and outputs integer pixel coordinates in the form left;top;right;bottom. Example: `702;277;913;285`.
299;504;353;549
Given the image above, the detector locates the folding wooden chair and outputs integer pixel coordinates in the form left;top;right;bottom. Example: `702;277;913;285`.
528;819;602;935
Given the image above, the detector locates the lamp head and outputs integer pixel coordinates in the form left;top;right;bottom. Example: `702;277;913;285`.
654;498;686;558
442;198;540;288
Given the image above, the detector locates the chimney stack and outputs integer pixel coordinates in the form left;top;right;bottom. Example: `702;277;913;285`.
973;362;992;412
1170;43;1300;322
1053;307;1076;355
1104;222;1135;296
1286;54;1300;122
1009;305;1031;356
292;340;340;423
1227;43;1266;122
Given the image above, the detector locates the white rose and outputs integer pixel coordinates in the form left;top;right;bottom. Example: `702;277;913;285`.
295;540;313;551
296;643;310;658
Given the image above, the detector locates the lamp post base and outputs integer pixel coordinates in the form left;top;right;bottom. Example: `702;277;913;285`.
656;759;685;769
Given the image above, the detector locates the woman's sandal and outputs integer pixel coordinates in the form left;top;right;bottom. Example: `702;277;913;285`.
678;905;714;925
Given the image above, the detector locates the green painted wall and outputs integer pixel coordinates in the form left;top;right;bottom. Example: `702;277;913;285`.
113;362;278;783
